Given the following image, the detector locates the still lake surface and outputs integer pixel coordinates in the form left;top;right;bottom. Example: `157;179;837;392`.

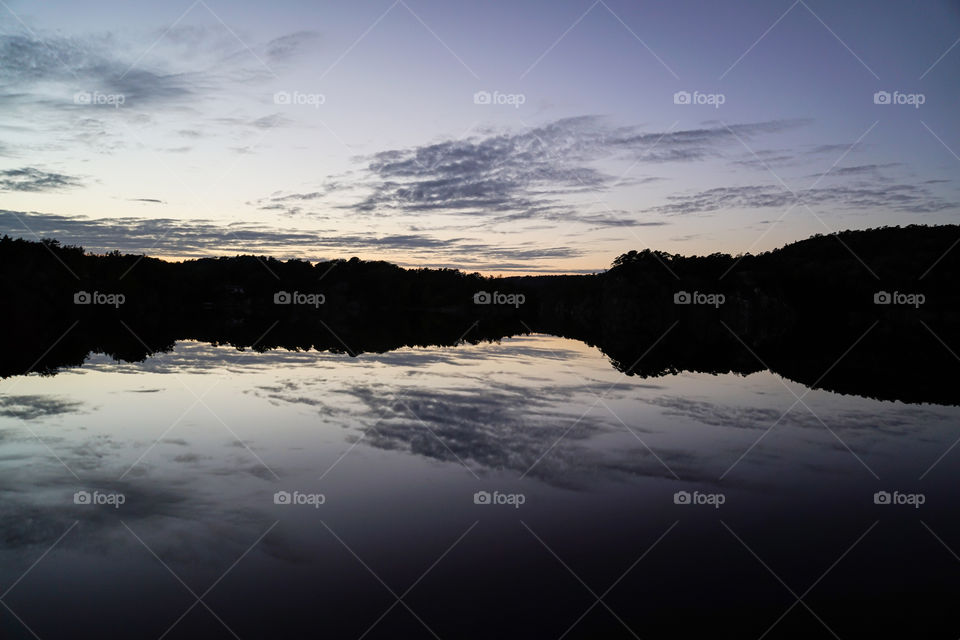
1;334;958;638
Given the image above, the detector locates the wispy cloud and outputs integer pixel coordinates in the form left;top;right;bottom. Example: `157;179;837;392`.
0;394;83;420
0;26;320;104
260;116;811;227
0;33;196;107
646;180;955;216
0;27;318;159
0;210;585;271
816;162;901;177
263;31;321;64
0;167;81;192
732;141;869;170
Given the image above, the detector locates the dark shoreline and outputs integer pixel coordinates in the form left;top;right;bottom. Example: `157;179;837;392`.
2;224;958;404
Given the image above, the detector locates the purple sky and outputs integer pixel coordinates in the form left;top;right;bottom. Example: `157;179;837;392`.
1;0;958;272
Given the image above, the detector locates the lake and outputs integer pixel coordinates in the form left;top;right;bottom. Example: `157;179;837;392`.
1;334;958;638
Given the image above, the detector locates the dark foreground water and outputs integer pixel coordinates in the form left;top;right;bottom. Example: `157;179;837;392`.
1;334;958;638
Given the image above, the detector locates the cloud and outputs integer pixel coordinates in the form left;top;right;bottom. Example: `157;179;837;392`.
128;198;164;204
0;27;317;159
732;141;870;170
0;167;81;192
0;28;318;106
732;151;800;169
262;116;810;227
807;142;866;155
250;113;290;129
0;33;196;107
645;180;956;216
0;395;83;420
0;209;584;270
264;31;321;63
257;377;685;487
644;395;947;437
217;113;293;130
813;163;901;177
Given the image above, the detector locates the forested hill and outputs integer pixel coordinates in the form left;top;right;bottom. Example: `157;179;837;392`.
1;224;956;306
1;225;957;404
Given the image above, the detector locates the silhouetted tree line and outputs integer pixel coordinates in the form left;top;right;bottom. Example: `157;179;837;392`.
1;224;958;404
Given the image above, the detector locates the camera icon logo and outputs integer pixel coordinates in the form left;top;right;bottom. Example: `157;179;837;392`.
274;491;292;505
473;90;492;105
274;291;291;304
473;291;491;305
74;291;92;304
673;291;691;304
74;490;92;504
673;490;691;504
473;491;492;505
873;491;891;505
873;91;891;105
673;91;691;105
274;91;292;105
873;291;891;304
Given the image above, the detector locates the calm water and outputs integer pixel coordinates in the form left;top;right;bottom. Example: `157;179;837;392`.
2;334;959;638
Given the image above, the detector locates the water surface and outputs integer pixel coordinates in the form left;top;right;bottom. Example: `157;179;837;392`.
2;335;958;638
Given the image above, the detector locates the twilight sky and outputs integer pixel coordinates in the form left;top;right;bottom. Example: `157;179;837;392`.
1;0;958;273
